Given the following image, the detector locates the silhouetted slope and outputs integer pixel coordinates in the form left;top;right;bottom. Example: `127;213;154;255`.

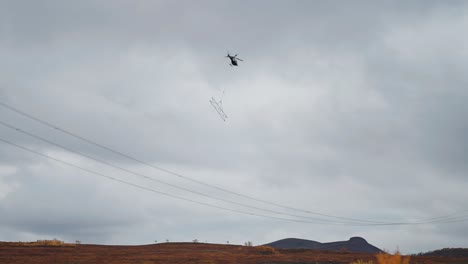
265;237;383;254
420;248;468;258
265;238;321;249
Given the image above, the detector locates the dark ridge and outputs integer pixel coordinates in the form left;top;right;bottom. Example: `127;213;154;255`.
264;238;321;249
418;248;468;258
264;237;382;254
349;237;367;243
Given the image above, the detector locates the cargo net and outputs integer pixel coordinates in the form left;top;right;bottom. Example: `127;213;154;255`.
210;89;227;121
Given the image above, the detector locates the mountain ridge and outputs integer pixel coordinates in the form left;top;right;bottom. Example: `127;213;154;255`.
264;236;383;254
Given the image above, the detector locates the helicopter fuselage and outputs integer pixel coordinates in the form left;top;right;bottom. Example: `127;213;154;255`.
230;58;238;66
226;53;242;66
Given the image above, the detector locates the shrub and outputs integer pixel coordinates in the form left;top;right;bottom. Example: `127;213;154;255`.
375;250;410;264
255;246;278;255
351;249;410;264
350;260;374;264
11;239;74;247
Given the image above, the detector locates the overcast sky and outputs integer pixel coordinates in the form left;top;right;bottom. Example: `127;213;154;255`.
1;0;468;254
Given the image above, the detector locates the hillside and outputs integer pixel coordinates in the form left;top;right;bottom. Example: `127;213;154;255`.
419;248;468;258
1;241;467;264
265;237;383;253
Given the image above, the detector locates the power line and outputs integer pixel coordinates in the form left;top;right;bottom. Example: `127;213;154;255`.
1;136;467;226
0;119;376;225
0;136;375;226
0;101;391;224
1;101;467;225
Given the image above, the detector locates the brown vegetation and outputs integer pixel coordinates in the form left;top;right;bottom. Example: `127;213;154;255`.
0;241;466;264
3;239;75;247
375;251;410;264
351;251;411;264
253;245;278;255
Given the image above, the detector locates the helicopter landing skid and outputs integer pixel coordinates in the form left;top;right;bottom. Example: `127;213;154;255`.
210;97;228;121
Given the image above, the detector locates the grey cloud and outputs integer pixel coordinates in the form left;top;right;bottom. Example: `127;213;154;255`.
1;0;467;253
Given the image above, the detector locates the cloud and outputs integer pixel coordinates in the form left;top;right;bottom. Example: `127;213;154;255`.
0;0;467;253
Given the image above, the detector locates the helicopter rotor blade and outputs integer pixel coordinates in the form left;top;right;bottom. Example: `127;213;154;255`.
236;58;244;61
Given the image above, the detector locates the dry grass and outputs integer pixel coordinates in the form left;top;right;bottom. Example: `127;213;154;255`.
351;250;411;264
375;251;410;264
350;260;374;264
0;242;465;264
6;239;75;247
254;246;277;255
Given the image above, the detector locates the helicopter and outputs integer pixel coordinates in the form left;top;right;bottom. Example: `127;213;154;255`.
226;52;243;66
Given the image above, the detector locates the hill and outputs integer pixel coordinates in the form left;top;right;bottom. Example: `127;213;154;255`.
419;248;468;258
1;241;467;264
264;237;383;253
